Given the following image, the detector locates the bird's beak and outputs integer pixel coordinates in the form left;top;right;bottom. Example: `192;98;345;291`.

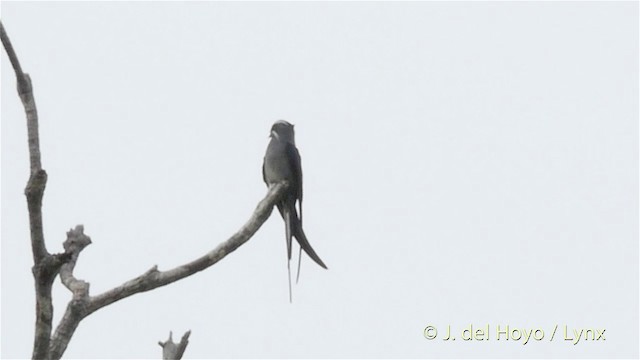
270;130;280;140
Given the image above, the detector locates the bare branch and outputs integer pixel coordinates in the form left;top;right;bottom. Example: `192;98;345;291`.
30;255;61;360
159;330;191;360
87;182;286;312
48;302;84;360
49;226;92;360
2;21;47;260
25;169;48;261
48;183;287;359
60;226;92;297
0;20;24;77
1;21;60;360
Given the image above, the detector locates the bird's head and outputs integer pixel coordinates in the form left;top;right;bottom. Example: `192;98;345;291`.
270;120;296;144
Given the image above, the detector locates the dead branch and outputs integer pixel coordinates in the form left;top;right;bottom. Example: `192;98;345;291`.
2;20;287;360
48;183;285;359
2;20;63;360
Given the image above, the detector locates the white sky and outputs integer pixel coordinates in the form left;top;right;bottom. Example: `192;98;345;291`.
1;2;638;359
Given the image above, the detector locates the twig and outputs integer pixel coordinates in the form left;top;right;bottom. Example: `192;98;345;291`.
0;21;23;76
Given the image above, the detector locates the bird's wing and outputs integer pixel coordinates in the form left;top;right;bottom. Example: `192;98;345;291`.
285;142;315;278
285;143;304;221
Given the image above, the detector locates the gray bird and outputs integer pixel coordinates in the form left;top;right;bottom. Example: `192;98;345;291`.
263;120;327;301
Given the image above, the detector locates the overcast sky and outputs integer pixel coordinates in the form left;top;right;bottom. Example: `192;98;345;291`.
1;2;638;359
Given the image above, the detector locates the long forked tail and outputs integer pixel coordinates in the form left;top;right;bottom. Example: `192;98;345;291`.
292;216;328;269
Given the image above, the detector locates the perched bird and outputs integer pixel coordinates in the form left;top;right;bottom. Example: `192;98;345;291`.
262;120;327;301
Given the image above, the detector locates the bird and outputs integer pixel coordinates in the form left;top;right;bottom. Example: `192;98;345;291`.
262;120;327;302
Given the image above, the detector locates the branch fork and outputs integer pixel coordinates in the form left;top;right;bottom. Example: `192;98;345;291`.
3;20;290;359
